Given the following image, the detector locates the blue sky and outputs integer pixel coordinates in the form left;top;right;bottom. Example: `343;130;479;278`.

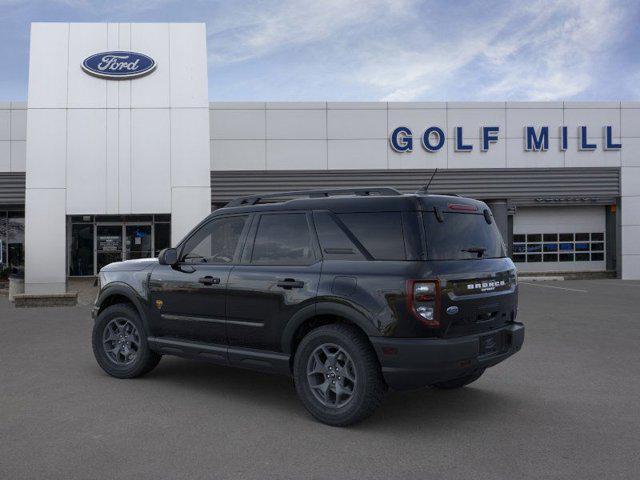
1;0;639;101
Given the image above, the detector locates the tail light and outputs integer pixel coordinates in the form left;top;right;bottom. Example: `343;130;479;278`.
407;280;440;327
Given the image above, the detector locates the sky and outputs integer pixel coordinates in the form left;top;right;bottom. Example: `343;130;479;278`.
1;0;639;102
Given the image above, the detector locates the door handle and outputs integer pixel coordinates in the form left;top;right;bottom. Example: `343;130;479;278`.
198;276;221;286
277;278;304;289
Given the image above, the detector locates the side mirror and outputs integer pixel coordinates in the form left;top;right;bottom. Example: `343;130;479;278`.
158;248;178;266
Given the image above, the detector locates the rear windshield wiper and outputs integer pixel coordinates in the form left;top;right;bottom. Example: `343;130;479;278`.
461;247;486;258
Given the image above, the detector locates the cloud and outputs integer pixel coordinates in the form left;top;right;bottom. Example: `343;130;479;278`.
208;0;414;64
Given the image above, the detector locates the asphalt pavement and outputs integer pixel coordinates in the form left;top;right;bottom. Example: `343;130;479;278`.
1;279;639;479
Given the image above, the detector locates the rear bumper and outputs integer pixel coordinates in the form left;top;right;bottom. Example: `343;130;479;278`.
370;323;524;390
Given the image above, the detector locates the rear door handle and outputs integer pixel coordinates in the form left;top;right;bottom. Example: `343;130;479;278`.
198;276;221;286
277;278;304;289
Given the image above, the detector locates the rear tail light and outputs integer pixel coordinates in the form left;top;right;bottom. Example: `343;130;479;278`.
407;280;440;327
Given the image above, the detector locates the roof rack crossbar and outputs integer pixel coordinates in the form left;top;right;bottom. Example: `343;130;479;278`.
226;187;402;207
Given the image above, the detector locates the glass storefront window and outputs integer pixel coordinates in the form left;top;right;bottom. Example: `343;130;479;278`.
154;223;171;256
70;224;94;276
68;215;171;276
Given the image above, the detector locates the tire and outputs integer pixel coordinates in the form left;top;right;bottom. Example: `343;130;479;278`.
293;324;387;427
92;303;161;379
431;369;485;389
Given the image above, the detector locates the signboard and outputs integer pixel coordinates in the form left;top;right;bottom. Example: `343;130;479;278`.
98;235;121;253
82;51;156;79
390;125;622;153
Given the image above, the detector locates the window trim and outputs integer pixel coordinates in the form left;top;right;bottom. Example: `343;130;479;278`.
243;211;320;267
177;213;252;266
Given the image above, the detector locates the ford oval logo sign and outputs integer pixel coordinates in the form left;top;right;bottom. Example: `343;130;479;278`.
82;51;156;80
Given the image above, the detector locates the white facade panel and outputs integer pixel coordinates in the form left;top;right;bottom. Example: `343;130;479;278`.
66;109;107;214
621;196;640;227
67;23;108;109
266;140;327;170
564;138;621;167
10;109;27;141
328;109;387;139
0;141;9;171
563;108;621;138
11;141;26;172
211;140;266;170
170;108;211;187
0;109;10;140
24;188;67;294
328;140;387;169
25;109;67;189
130;23;171;108
27;23;68;108
621;108;640;138
506;138;564;168
266;109;326;139
117;109;132;212
621;138;640;166
621;226;640;255
388;144;447;170
210;109;265;140
447;108;506;139
169;23;209;108
105;108;119;212
387;108;447;140
506;108;563;138
130;108;171;212
447;139;506;168
171;186;211;245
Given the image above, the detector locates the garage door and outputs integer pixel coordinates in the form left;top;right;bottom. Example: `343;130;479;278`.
513;206;606;273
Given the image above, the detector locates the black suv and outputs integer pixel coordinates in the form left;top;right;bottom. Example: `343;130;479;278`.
92;188;524;426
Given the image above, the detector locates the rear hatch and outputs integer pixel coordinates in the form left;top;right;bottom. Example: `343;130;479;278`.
421;204;518;339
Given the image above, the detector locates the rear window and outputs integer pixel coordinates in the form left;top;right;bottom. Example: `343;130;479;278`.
423;212;505;260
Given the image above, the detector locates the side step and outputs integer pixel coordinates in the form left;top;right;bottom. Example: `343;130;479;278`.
147;337;291;376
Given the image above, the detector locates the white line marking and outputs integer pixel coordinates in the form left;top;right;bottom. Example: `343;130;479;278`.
586;281;640;288
520;282;588;293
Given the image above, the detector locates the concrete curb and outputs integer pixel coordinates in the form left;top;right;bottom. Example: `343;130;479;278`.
14;292;78;308
519;276;565;282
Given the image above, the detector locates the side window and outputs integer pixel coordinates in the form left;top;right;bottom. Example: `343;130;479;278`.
251;213;314;265
337;212;406;260
313;211;366;261
181;215;248;264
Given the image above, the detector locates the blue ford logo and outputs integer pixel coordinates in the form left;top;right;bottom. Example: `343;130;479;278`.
82;51;156;79
446;306;459;315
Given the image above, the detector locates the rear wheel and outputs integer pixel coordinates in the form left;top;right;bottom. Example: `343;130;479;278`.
293;324;386;426
92;304;161;379
431;369;485;389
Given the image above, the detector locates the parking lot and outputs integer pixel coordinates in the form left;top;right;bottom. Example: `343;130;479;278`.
1;279;639;479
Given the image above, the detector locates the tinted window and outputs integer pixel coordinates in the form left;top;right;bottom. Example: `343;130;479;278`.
252;214;314;265
423;212;505;260
181;216;247;264
337;212;406;260
313;212;366;261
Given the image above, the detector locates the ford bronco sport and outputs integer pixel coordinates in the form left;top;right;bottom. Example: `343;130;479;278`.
92;188;524;426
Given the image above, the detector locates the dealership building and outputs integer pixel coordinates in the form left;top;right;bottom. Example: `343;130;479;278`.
1;22;640;294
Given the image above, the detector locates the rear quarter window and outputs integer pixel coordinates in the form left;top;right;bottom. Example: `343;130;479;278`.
336;212;406;260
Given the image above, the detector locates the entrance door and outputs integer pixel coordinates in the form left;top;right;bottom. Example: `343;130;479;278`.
125;224;152;260
96;225;123;272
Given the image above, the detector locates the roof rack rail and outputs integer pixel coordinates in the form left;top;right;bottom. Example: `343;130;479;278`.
226;187;402;207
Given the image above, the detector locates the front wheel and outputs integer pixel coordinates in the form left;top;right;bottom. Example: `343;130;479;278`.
293;324;387;427
92;304;161;379
431;369;485;389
